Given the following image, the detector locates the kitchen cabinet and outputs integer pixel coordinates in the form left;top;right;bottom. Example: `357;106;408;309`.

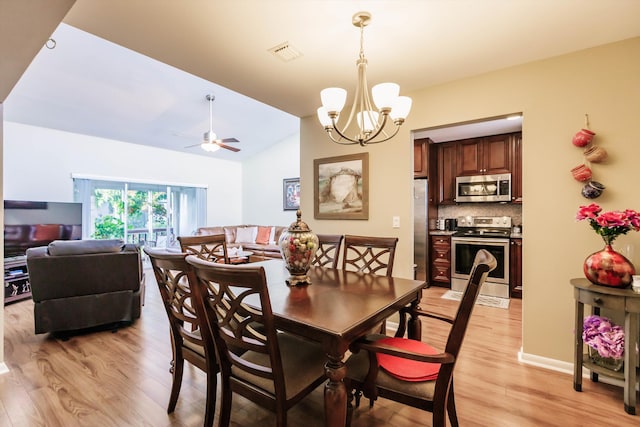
457;133;512;176
511;132;523;203
430;234;451;286
414;138;429;178
436;142;457;204
509;237;522;298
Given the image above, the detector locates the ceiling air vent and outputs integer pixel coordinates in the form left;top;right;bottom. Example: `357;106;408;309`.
268;42;303;62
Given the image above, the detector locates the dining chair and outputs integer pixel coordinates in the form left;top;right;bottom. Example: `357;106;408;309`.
345;249;497;427
144;247;218;427
178;234;229;264
312;234;344;269
185;256;327;427
342;235;398;277
342;235;399;334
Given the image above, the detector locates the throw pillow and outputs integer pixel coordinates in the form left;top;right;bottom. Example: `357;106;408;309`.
268;226;277;244
256;226;272;245
376;337;440;382
235;226;257;243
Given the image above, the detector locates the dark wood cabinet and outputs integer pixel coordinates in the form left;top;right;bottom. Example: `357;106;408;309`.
432;131;521;205
511;132;523;203
414;138;429;178
509;238;522;298
436;142;457;204
430;234;451;286
457;133;512;176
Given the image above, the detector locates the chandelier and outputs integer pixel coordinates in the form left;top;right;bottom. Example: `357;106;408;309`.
317;11;412;146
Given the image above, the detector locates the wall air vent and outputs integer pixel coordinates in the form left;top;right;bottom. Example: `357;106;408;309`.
268;41;303;62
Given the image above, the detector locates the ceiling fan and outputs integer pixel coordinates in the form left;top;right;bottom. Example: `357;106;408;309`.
185;94;240;153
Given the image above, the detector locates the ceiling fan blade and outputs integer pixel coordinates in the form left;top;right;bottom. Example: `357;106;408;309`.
220;137;239;143
184;143;204;148
217;143;241;152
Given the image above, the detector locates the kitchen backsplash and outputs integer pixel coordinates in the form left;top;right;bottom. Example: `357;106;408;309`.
438;204;522;227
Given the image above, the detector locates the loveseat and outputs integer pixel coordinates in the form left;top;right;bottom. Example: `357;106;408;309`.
26;239;145;334
196;225;286;261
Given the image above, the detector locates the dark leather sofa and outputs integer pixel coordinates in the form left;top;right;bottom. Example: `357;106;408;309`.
26;239;145;334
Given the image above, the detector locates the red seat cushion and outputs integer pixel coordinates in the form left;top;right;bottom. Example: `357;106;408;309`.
376;337;440;382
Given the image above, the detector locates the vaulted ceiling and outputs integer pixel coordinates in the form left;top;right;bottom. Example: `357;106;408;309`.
3;1;640;160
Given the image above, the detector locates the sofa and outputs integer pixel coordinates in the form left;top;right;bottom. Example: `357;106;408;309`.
196;225;286;261
26;239;145;334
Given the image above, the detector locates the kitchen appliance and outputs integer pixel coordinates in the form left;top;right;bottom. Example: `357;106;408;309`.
455;173;511;202
451;216;511;298
445;218;457;231
413;179;429;281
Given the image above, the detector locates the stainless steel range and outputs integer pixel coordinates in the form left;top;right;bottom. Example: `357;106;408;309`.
451;216;511;298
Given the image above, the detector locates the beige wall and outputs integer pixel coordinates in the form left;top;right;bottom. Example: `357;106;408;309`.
301;37;640;363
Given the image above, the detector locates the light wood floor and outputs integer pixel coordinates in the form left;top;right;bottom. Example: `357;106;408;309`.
0;272;637;426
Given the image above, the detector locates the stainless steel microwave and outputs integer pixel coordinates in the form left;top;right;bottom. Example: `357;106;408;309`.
455;173;511;202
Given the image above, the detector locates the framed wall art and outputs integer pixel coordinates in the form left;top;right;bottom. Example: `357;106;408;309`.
283;177;300;211
314;153;369;220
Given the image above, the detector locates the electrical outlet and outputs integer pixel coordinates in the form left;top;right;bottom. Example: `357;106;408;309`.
392;216;400;228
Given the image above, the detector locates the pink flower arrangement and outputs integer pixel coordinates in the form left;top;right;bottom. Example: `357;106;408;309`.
582;315;624;360
576;203;640;245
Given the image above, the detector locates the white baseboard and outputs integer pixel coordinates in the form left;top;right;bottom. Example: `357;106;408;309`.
0;362;10;375
518;348;634;389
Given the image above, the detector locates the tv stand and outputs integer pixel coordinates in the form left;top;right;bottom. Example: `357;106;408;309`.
4;255;31;304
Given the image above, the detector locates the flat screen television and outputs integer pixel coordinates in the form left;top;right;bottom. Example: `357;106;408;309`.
4;200;83;258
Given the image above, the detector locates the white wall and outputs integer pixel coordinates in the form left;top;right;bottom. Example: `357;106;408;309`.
242;133;300;227
3;122;243;227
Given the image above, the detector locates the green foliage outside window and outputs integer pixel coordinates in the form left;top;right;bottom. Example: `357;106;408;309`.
92;215;124;239
91;188;168;239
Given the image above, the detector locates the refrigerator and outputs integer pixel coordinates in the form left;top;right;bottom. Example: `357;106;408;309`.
413;179;429;281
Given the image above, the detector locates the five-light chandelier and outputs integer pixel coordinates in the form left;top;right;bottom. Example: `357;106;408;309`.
317;11;412;146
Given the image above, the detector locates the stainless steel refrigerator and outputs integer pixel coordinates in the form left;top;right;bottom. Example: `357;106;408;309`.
413;179;428;281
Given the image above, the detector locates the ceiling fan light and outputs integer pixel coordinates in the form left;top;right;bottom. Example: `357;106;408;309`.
320;88;347;115
372;82;399;110
201;142;220;152
390;96;412;121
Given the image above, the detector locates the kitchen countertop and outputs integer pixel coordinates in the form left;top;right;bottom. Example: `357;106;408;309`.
429;230;456;236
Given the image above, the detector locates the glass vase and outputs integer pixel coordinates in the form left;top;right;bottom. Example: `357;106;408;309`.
278;210;318;286
588;347;624;372
583;244;635;288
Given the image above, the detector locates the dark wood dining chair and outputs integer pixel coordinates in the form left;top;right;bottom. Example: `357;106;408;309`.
178;233;229;264
342;234;398;277
144;247;218;427
312;234;344;268
185;256;327;427
345;249;497;427
342;234;399;333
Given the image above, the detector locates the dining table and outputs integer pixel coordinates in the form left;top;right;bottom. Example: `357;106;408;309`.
247;259;428;427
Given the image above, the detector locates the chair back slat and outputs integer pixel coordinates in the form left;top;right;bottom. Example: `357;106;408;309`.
312;234;343;268
178;234;229;264
433;249;497;402
145;248;205;349
186;257;285;390
342;235;398;277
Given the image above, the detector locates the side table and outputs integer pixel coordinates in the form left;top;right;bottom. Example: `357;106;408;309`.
571;278;640;415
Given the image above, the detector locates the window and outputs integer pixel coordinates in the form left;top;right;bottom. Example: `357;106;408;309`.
73;177;206;247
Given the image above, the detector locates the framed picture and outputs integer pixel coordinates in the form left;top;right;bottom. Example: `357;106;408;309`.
314;153;369;220
283;178;300;211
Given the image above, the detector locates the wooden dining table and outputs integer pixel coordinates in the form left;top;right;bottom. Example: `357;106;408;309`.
247;259;427;427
